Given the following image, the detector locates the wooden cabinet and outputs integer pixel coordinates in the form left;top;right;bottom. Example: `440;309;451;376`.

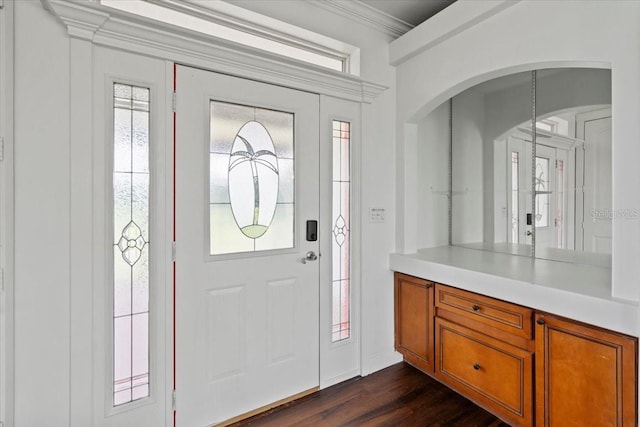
393;273;638;426
535;313;637;427
436;318;533;426
435;284;534;426
394;272;434;373
435;283;534;350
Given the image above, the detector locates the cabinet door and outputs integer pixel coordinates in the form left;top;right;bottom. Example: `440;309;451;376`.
535;313;637;427
394;273;434;373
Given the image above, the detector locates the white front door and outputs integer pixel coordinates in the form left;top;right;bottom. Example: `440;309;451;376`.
507;137;557;249
175;65;320;426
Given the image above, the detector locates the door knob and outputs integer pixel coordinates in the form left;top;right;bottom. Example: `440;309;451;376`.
301;251;318;264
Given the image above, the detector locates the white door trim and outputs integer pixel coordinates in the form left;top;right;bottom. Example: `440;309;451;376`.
319;95;362;388
0;1;15;425
87;47;171;426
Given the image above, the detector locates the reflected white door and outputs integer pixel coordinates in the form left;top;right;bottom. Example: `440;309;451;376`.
507;138;557;248
175;65;320;426
507;136;528;245
577;108;612;253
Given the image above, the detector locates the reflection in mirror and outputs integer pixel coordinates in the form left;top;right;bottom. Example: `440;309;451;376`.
534;68;611;265
451;70;534;257
449;68;611;266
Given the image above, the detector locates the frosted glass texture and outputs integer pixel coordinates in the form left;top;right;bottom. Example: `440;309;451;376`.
113;83;150;406
210;101;294;255
331;121;350;342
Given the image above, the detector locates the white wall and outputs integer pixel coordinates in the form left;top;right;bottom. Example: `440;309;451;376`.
484;69;611;144
451;90;484;245
416;103;449;249
10;1;400;425
229;1;401;375
14;1;71;425
394;0;640;302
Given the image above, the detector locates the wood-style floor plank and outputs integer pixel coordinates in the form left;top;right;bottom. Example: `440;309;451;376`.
231;362;510;426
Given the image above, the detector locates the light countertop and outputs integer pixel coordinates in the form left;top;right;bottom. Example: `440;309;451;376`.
390;246;638;336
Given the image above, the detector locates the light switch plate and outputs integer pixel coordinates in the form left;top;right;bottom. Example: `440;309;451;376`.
370;207;385;223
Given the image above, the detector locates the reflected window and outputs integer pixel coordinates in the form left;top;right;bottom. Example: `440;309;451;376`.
536;116;569;136
511;152;519;243
535;157;550;228
556;159;565;248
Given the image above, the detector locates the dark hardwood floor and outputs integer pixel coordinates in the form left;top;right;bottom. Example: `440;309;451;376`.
232;362;510;427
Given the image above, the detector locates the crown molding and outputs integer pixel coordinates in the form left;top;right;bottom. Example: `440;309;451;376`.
390;0;519;65
41;0;386;103
311;0;413;39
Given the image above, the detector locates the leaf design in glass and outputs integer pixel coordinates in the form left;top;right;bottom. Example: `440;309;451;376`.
228;121;279;239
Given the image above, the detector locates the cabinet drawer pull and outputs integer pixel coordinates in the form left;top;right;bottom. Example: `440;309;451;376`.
537;318;545;325
473;363;481;370
472;304;480;311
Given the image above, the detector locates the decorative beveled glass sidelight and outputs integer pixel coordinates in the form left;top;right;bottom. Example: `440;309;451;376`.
331;120;350;342
112;83;150;406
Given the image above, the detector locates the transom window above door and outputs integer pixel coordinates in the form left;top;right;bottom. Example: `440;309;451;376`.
100;0;355;73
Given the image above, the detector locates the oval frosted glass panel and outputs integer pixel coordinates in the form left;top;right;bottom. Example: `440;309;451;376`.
210;101;294;255
229;121;279;239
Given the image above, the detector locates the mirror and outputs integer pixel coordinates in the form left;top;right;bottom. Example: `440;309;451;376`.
449;68;611;265
533;68;611;265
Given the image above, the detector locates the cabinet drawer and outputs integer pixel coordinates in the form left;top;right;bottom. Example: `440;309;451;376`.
436;318;533;427
435;284;533;341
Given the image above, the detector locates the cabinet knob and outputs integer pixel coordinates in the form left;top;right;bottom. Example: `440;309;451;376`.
537;318;545;325
473;363;481;370
472;304;480;312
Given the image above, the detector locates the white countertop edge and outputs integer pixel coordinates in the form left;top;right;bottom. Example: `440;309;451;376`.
390;248;639;337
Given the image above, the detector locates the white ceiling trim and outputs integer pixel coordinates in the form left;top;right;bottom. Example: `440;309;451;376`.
41;0;386;103
311;0;413;39
390;0;519;65
152;0;358;68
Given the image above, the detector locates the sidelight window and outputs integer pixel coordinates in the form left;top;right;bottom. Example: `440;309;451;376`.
511;152;519;243
112;83;150;406
331;120;351;342
535;157;550;228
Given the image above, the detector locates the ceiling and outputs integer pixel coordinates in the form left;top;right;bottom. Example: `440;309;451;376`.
358;0;456;27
